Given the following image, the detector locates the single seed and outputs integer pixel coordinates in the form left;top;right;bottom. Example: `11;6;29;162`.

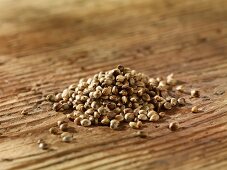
62;136;73;143
38;142;48;150
62;89;69;99
49;127;58;135
159;112;166;118
178;97;186;105
122;96;128;104
46;94;56;102
129;122;138;129
74;117;82;125
138;114;148;121
169;122;179;131
137;121;143;128
57;120;66;127
59;123;68;131
124;113;135;122
101;116;110;125
191;89;200;97
164;102;172;110
149;114;159;122
115;115;124;122
191;106;199;113
53;103;62;112
102;87;112;96
147;110;157;118
110;119;120;130
116;75;125;82
80;119;91;127
61;132;73;138
170;98;177;106
62;103;70;110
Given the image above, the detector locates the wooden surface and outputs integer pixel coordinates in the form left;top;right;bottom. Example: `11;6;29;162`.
0;0;227;169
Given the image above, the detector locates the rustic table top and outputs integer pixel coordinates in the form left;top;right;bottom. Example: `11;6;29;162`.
0;0;227;170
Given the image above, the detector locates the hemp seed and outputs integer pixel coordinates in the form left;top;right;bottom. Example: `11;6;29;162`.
169;122;179;131
191;106;199;113
191;89;200;97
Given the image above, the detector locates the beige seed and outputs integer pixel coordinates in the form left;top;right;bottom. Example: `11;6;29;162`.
46;94;56;102
62;136;73;143
139;110;147;115
147;110;157;118
115;115;124;122
62;103;70;110
142;93;151;101
191;89;200;97
80;119;91;127
169;122;179;131
149;114;159;122
178;97;186;105
191;106;199;113
49;127;58;135
61;132;73;138
62;89;69;99
122;96;128;104
93;90;102;98
176;85;184;92
138;114;148;121
74;117;82;125
129;122;138;129
101;116;110;125
38;142;48;150
137;121;143;128
57;120;66;127
110;119;120;130
170;98;177;106
124;113;135;122
21;109;29;115
116;75;125;82
158;112;166;118
94;111;101;118
102;87;112;96
59;123;68;131
164;102;172;110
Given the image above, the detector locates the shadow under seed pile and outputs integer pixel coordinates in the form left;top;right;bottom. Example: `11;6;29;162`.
47;65;187;130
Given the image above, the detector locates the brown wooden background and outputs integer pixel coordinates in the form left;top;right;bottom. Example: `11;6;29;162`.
0;0;227;169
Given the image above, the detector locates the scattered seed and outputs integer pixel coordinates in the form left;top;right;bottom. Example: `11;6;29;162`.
59;123;68;131
164;102;172;110
62;136;73;143
176;85;184;92
191;89;200;97
158;112;166;118
149;114;159;122
177;97;186;105
49;127;58;135
21;110;28;115
133;131;147;138
38;142;48;150
169;122;179;131
191;106;199;113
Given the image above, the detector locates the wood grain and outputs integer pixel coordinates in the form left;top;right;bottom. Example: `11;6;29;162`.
0;0;226;169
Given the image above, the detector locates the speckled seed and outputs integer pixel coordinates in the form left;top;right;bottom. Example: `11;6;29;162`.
116;75;125;82
164;102;172;110
62;103;70;110
62;136;73;143
178;97;186;105
38;142;48;150
122;96;128;104
169;122;179;131
102;87;112;96
142;93;151;101
124;113;135;122
138;114;148;121
149;114;159;122
191;106;199;113
46;94;56;102
110;119;120;130
57;120;66;127
62;89;69;99
129;122;138;129
49;127;58;135
59;123;68;131
170;98;177;106
139;110;147;115
191;89;200;97
80;119;91;127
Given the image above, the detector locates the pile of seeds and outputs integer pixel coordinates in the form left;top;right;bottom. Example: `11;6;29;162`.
46;65;200;131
